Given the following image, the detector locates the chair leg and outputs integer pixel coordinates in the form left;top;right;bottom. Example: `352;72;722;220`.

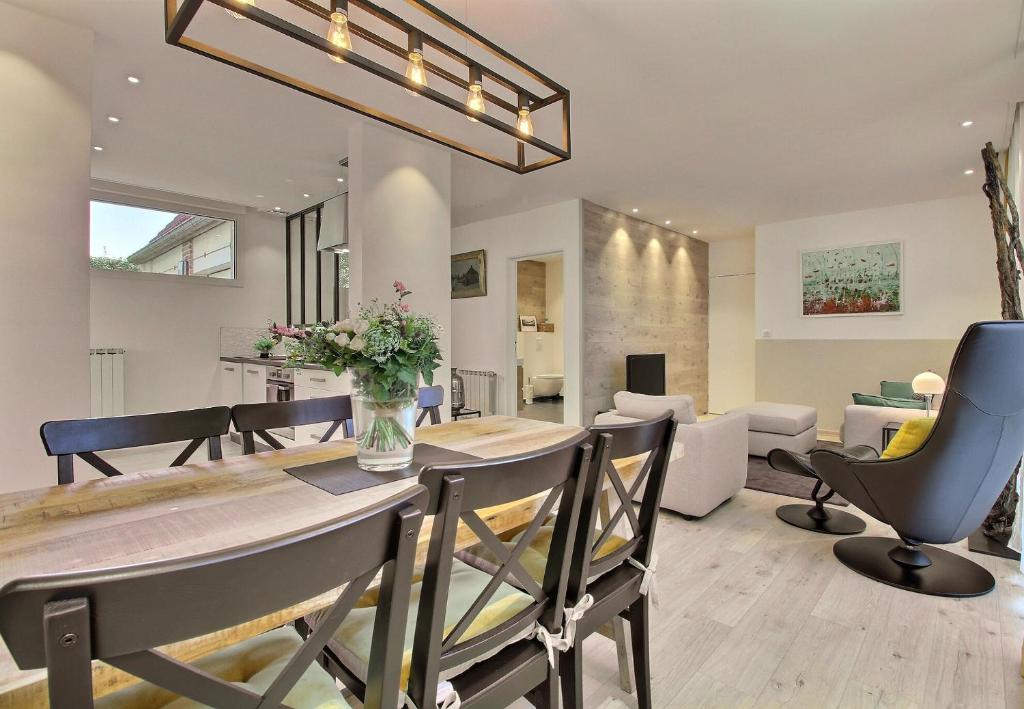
611;615;633;693
627;597;652;709
527;664;559;708
559;643;584;709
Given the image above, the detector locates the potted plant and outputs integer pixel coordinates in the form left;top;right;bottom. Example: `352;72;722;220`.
253;336;276;358
271;281;442;471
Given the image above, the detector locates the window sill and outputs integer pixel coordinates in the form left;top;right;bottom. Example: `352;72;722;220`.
89;268;244;288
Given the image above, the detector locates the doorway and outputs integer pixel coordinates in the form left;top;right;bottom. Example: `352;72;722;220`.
512;253;565;424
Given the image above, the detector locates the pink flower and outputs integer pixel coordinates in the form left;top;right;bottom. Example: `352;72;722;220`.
393;280;407;293
400;303;411;312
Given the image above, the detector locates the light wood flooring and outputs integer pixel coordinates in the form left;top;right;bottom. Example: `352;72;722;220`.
104;442;1024;708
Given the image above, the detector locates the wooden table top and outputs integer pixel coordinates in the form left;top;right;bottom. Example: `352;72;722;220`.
0;415;583;707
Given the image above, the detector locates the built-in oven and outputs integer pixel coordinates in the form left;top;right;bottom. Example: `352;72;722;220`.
266;366;296;440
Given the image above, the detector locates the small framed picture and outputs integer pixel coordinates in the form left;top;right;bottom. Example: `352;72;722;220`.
519;315;538;332
451;249;487;299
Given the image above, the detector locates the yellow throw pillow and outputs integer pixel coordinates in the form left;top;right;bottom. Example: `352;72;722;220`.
881;417;937;459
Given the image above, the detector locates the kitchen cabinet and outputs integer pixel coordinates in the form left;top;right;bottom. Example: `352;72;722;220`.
241;364;267;405
219;362;243;407
293;369;353;444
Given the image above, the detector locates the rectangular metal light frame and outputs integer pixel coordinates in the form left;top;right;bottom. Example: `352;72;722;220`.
164;0;571;173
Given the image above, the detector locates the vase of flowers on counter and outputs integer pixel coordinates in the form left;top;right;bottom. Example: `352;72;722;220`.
271;281;442;471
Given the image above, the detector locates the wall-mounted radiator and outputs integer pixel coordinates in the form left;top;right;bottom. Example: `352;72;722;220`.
455;369;497;416
90;348;125;418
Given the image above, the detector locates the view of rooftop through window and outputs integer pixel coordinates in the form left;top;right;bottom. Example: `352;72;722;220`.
89;201;235;279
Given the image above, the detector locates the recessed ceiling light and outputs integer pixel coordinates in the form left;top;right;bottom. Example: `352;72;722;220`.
303;193;310;198
664;220;671;225
107;116;120;123
256;194;264;198
692;230;699;235
964;169;975;175
631;208;638;213
274;206;282;211
127;76;141;84
961;120;974;127
337;177;345;183
92;145;103;152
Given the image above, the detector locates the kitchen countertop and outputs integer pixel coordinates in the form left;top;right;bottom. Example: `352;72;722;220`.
220;356;327;370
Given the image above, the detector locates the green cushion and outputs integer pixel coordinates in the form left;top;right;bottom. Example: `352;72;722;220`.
852;393;926;409
97;627;349;708
880;380;916;399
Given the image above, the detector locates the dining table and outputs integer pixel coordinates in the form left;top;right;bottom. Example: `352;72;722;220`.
0;415;593;707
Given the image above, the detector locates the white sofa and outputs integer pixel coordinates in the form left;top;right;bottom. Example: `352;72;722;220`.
841;404;931;452
595;392;749;518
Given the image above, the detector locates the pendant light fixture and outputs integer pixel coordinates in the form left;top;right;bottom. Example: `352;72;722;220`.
404;30;428;95
225;0;254;20
515;91;534;138
326;0;352;63
166;0;570;173
465;65;486;122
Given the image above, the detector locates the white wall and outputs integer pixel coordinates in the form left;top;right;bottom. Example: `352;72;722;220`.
348;124;452;412
756;194;999;340
0;2;93;493
451;201;583;425
90;183;286;415
708;236;755;412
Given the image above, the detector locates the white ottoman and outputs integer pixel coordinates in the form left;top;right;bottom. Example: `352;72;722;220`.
728;402;817;457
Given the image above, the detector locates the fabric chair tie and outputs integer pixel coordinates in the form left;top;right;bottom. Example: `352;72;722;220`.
562;593;594;648
532;624;565;668
436;681;461;709
627;553;659;607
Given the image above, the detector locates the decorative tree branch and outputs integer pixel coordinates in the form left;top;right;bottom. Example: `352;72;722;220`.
980;141;1022;538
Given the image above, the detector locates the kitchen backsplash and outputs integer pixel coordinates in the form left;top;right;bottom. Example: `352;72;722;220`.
220;326;287;357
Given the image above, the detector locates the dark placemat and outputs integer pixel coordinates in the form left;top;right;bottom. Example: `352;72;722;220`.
284;443;480;496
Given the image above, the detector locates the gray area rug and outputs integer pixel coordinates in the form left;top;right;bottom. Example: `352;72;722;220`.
744;441;850;506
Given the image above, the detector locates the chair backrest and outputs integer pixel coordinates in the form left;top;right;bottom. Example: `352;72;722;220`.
232;396;354;454
416;385;444;427
819;321;1024;542
571;412;677;594
39;407;233;485
0;486;428;709
406;431;593;709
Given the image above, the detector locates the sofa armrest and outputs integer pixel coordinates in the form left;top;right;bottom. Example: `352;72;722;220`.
675;413;749;475
842;405;929;451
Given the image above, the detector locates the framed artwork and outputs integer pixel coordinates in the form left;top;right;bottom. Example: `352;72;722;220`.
519;315;538;331
801;241;903;316
451;249;487;298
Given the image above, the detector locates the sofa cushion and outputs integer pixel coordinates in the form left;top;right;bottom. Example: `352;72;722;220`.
612;391;697;425
852;393;926;410
881;417;937;459
729;402;816;436
880;380;916;399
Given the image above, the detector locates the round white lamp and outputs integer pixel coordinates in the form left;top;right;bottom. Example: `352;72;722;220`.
912;371;946;417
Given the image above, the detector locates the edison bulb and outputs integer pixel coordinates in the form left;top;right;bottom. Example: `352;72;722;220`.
226;0;255;20
327;11;352;63
516;108;534;138
466;84;486;122
405;50;428;95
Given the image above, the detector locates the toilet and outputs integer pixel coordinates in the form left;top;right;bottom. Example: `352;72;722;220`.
530;374;564;398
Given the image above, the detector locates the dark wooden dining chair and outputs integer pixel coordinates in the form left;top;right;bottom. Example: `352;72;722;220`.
416;385;444;427
231;396;354;455
39;407;232;485
0;485;428;709
315;430;595;709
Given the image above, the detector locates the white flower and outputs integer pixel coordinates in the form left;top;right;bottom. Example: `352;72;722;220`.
335;332;350;347
349;336;365;351
324;331;336;341
338;318;354;332
353;319;370;335
331;321;346;333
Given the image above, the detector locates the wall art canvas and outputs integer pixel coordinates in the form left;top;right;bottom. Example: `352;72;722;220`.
801;241;902;316
451;249;487;299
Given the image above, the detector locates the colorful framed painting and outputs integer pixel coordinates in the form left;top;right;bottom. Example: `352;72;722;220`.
451;250;487;299
801;241;903;316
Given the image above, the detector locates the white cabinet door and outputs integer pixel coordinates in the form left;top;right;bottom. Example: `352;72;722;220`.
294;385;349;444
241;364;267;405
294;368;351;394
219;362;243;407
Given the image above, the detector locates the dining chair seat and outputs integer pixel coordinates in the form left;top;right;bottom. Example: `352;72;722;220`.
96;627;349;709
315;559;533;695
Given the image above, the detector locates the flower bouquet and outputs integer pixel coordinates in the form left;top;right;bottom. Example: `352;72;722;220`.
271;281;442;471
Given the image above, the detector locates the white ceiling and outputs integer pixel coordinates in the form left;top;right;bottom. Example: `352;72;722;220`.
14;0;1024;240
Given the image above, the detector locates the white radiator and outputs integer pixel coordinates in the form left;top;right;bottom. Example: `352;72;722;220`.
90;348;125;418
456;369;497;416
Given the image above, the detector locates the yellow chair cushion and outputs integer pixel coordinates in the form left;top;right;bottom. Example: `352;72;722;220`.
322;558;534;690
96;626;349;708
881;417;937;459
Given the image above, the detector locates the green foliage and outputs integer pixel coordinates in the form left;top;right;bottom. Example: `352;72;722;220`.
253;337;276;353
90;256;139;272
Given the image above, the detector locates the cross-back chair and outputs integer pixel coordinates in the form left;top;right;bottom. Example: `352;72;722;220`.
231;396;354;454
317;430;594;709
416;385;444;427
39;407;232;485
0;486;428;709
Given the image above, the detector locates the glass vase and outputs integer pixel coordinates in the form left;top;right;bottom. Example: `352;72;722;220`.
351;380;417;472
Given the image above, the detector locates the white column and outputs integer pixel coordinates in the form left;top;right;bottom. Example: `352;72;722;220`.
0;2;93;492
348;123;452;418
